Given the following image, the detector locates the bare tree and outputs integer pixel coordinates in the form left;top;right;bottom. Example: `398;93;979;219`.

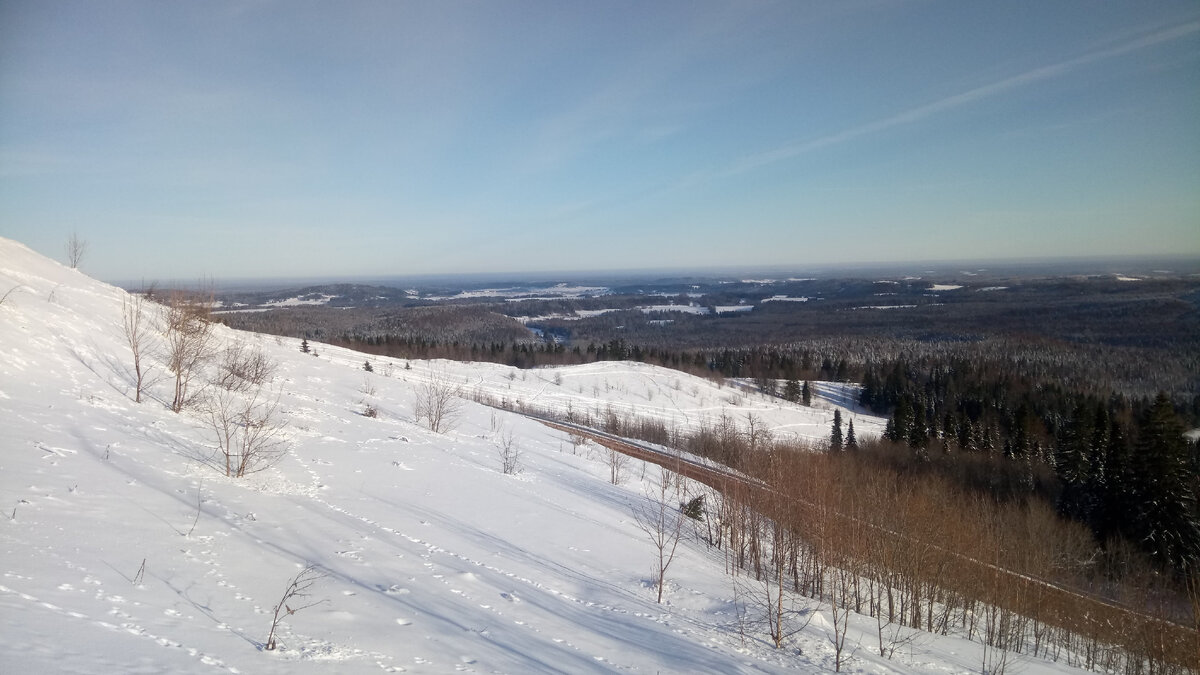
205;385;287;478
633;464;686;603
121;288;156;403
265;564;326;651
606;446;629;485
414;370;462;433
496;429;523;475
162;289;215;412
827;560;855;670
66;232;87;269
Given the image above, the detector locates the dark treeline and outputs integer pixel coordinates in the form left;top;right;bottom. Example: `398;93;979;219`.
854;356;1200;577
217;305;532;347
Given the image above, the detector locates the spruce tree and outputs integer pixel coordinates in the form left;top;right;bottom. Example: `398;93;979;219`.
802;381;812;407
363;360;373;372
1094;415;1130;541
846;419;857;450
908;399;928;449
830;409;843;451
300;338;310;354
886;396;913;444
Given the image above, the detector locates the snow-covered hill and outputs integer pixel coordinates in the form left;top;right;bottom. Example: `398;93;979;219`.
0;238;1084;673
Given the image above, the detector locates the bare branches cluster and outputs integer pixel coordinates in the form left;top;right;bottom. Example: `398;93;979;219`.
214;339;277;392
161;290;215;413
205;383;286;478
66;232;87;269
496;429;523;475
414;371;462;434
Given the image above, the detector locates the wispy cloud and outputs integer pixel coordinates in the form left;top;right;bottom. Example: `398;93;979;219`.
725;20;1200;176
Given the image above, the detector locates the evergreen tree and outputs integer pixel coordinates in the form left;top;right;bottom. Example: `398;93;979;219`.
830;409;843;451
300;338;310;354
802;381;812;407
834;359;848;382
1054;404;1096;523
363;360;373;372
846;419;857;450
886;395;913;444
963;419;978;452
908;399;928;449
980;423;996;455
1129;394;1200;572
783;378;801;403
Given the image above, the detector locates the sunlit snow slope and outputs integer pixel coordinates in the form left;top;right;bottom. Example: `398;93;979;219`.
0;238;1083;674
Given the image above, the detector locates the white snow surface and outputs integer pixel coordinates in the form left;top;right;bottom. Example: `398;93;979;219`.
0;239;1086;674
262;294;339;308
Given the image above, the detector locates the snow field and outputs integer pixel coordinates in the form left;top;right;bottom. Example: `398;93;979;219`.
0;238;1087;673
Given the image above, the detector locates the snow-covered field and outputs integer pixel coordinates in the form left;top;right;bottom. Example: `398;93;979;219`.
0;238;1086;673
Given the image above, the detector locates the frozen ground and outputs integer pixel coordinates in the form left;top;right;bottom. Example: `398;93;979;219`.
0;238;1087;674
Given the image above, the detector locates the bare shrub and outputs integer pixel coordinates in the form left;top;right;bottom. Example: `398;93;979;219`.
497;430;522;475
162;290;215;412
214;340;276;392
362;403;378;418
205;385;287;477
359;375;377;398
265;564;326;651
414;371;462;433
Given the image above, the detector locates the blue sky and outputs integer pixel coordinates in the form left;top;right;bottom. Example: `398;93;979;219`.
2;1;1198;281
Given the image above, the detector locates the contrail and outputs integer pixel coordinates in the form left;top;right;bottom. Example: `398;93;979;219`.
726;20;1200;175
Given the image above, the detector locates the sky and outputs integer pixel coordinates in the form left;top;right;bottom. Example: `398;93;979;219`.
1;1;1198;282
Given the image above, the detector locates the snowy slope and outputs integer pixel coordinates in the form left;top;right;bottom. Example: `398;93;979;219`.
0;239;1084;674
